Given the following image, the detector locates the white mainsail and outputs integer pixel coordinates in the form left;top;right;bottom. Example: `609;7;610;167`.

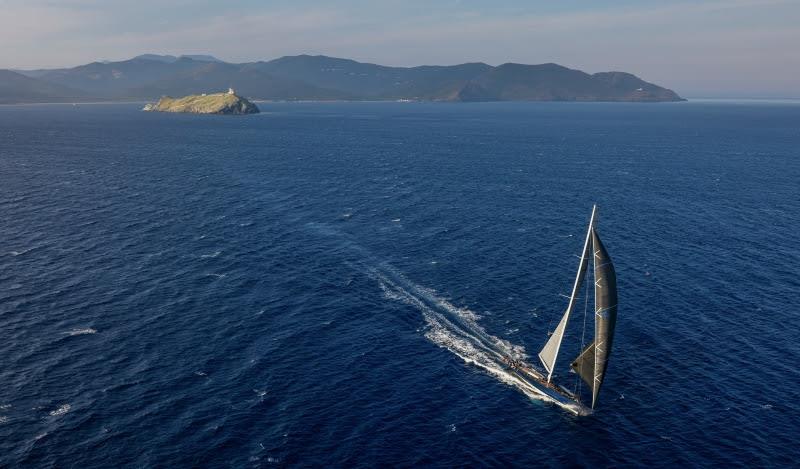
538;205;596;381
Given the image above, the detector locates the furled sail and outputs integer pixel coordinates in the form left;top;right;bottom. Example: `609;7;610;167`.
538;206;596;379
570;227;617;408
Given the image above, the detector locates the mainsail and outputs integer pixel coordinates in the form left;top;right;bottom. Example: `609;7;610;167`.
570;227;618;408
538;206;596;380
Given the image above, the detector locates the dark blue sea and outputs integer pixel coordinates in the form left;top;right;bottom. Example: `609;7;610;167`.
1;100;799;467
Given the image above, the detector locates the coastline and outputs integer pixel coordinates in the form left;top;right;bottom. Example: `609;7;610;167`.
1;98;693;106
8;97;800;107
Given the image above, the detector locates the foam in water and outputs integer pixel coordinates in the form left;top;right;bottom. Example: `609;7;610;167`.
365;264;563;407
49;404;71;416
66;328;97;336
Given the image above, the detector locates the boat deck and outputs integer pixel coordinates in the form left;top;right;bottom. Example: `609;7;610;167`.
507;365;592;416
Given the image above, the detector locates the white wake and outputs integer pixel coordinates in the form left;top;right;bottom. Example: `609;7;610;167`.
364;264;562;406
304;220;566;408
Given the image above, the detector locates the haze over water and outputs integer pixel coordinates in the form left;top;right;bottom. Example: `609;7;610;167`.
1;101;798;466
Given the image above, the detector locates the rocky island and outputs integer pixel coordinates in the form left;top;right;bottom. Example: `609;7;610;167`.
142;88;259;114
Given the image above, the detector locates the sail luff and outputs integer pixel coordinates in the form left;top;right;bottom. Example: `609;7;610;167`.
538;205;597;381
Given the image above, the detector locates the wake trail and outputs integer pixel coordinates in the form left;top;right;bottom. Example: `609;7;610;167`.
362;263;557;405
304;221;556;406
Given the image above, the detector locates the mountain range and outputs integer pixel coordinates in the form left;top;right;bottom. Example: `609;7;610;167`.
1;54;684;104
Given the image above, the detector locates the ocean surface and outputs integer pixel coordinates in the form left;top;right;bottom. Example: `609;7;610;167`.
1;100;798;467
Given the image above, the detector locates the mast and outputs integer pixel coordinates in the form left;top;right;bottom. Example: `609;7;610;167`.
538;205;596;382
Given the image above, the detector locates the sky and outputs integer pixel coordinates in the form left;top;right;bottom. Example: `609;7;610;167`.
1;0;798;97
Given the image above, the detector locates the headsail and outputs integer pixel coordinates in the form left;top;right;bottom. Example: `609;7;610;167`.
538;206;595;380
570;227;618;408
538;305;576;375
571;340;595;389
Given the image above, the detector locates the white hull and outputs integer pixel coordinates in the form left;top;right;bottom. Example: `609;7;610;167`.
507;365;592;416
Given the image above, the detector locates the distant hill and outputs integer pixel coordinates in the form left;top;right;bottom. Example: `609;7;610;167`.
248;55;495;100
128;61;350;101
133;54;223;63
2;54;684;103
451;63;682;102
0;70;87;103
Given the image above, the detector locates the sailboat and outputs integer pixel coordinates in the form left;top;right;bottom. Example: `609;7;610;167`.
504;205;618;416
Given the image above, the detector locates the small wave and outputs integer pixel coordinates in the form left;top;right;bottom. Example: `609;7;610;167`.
194;371;208;377
200;251;221;259
204;273;227;279
65;328;97;336
0;404;10;411
0;416;8;424
49;404;71;416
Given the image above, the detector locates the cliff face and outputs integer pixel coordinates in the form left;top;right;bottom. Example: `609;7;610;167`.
143;92;259;114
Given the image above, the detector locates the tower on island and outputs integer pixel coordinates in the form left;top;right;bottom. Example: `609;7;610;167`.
227;87;235;95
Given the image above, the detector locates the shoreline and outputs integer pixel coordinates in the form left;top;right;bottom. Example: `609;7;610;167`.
1;98;691;107
5;97;800;107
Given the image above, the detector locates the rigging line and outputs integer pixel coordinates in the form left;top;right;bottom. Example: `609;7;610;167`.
576;262;591;397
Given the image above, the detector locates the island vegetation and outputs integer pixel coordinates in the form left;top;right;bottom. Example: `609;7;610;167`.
142;89;259;114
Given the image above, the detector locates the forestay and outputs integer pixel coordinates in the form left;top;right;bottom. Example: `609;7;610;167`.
538;206;596;380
